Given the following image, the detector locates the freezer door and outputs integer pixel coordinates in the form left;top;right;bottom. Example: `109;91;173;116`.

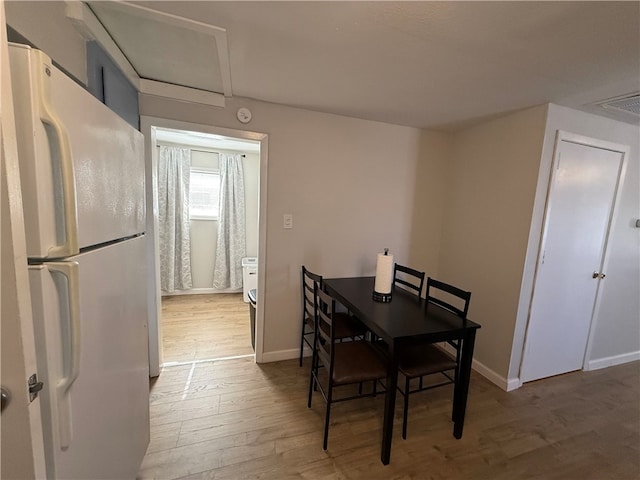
9;44;144;259
29;236;149;479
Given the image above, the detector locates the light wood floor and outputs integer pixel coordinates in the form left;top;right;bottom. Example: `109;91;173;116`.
161;293;254;364
138;358;640;479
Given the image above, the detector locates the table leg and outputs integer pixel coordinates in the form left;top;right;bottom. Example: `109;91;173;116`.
381;344;398;465
453;329;476;439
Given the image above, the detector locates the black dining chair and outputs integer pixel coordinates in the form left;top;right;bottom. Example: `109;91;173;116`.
308;287;388;450
393;263;425;298
396;277;471;439
370;263;426;346
299;266;366;366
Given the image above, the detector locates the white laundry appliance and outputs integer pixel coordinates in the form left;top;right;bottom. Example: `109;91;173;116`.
242;257;258;302
9;44;149;479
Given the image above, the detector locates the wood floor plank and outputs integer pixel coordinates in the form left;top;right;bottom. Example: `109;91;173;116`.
139;357;640;479
161;293;254;363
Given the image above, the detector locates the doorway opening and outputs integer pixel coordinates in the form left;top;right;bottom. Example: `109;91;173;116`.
141;117;268;375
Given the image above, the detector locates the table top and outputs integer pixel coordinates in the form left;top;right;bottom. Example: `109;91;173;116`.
324;276;480;344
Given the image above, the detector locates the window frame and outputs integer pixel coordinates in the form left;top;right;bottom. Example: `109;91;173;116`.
189;167;221;221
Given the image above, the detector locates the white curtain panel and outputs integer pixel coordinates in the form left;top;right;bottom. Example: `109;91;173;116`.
213;153;246;289
158;146;193;292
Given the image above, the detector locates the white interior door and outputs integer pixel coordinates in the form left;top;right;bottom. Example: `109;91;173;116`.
521;135;625;383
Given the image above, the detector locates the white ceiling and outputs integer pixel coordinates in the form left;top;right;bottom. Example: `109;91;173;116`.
102;1;640;130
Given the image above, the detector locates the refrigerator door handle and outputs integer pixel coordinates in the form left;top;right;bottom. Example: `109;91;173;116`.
37;56;79;258
48;261;81;450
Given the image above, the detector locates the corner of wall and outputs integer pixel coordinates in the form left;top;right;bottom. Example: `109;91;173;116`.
408;130;455;277
438;105;549;382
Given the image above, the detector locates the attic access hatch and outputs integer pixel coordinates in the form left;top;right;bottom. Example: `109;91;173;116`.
71;1;232;105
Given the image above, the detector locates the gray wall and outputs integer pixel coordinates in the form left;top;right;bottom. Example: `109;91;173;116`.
141;94;444;356
437;105;549;382
4;1;447;359
438;103;639;385
7;1;638;380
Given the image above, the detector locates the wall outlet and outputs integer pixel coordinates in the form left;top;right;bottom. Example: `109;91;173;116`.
283;214;293;229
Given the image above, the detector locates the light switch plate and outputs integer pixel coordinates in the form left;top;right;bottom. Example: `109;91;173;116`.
283;214;293;229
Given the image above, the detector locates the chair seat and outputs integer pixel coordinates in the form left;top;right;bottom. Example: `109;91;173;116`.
398;344;457;378
332;341;387;385
320;312;366;340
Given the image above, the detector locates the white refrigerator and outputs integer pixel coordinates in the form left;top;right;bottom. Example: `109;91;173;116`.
9;44;150;479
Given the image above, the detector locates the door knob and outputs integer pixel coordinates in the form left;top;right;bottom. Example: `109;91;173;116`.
592;272;606;279
1;387;10;412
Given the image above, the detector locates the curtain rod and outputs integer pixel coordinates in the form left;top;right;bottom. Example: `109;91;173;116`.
156;144;245;157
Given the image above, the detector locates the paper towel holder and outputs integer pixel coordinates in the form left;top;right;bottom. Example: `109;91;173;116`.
373;290;393;302
373;248;393;303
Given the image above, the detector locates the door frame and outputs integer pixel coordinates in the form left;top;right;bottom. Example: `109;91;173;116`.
140;116;268;375
519;130;629;383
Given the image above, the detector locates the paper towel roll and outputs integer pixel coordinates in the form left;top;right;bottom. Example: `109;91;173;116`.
374;252;394;294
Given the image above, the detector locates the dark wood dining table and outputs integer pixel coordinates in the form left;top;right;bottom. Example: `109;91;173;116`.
323;276;481;465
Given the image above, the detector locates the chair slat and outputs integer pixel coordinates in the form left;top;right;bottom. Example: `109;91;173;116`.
393;264;425;297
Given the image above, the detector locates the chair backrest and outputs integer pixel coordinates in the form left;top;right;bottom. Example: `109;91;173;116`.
393;264;425;297
315;287;337;373
302;266;323;325
426;277;471;318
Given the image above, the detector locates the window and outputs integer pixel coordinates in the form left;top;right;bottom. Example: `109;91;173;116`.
189;169;220;220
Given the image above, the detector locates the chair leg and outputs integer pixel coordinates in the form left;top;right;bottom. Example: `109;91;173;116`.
307;357;316;408
307;376;314;408
451;392;456;422
454;341;461;383
452;344;461;422
451;374;457;422
323;398;332;450
308;339;320;407
402;376;410;440
299;328;305;367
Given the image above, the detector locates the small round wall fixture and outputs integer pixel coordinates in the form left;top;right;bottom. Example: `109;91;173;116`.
237;107;252;124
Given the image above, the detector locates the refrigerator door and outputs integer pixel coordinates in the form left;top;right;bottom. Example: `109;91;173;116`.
29;236;149;479
9;44;144;259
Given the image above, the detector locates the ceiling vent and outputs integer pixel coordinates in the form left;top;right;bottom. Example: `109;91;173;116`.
598;93;640;117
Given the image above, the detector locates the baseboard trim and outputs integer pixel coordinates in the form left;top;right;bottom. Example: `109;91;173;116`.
585;350;640;371
260;347;311;363
471;359;520;391
441;343;518;391
506;377;522;391
262;346;640;388
161;287;242;297
264;343;520;391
